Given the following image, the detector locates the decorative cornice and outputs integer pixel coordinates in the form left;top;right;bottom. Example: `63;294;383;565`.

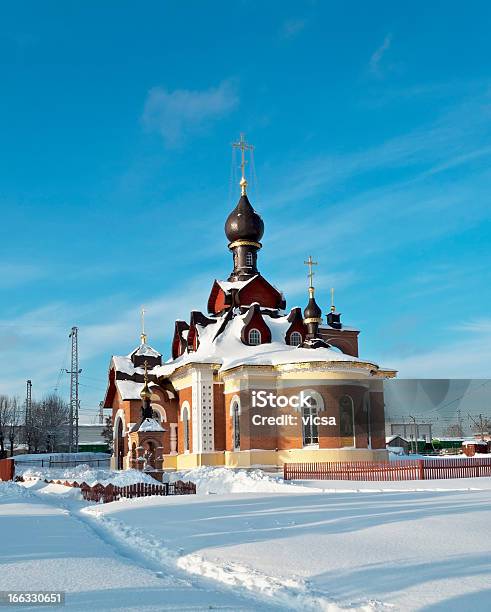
304;317;322;324
228;240;262;250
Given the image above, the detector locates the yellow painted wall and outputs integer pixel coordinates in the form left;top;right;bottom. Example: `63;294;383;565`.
123;448;388;471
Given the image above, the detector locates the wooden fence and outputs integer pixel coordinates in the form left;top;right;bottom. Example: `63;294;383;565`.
0;458;14;481
284;457;491;481
37;478;196;503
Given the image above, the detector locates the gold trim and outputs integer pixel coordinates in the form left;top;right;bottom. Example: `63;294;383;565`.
228;240;262;250
303;317;322;324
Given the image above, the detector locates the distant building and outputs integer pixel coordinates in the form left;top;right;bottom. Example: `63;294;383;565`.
390;422;432;442
78;424;108;452
386;435;410;454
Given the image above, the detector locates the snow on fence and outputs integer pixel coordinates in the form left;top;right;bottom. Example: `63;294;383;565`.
283;458;491;481
38;478;196;502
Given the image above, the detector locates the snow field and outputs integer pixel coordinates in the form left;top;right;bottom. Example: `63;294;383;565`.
2;467;491;610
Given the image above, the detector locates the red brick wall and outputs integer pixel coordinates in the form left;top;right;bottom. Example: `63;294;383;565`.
369;391;386;449
318;328;359;357
213;383;226;451
223;384;383;452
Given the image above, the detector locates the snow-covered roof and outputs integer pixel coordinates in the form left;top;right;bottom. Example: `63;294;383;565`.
319;324;360;333
138;418;165;432
386;435;407;443
112;355;140;375
116;380;157;400
154;309;382;379
129;343;161;358
216;277;256;293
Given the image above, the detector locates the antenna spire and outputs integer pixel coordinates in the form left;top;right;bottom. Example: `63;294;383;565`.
330;287;336;312
232;133;254;195
140;306;147;344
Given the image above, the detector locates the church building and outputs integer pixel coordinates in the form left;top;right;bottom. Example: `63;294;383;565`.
103;137;396;472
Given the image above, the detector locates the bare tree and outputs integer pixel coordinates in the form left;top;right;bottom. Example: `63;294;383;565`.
443;423;464;438
35;394;69;453
6;397;21;457
101;416;114;452
27;401;43;453
0;395;8;458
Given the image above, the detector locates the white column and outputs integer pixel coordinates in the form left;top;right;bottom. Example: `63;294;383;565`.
170;423;178;454
191;367;215;454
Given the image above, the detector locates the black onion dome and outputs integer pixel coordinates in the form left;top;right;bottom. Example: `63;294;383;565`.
225;194;264;243
303;296;322;320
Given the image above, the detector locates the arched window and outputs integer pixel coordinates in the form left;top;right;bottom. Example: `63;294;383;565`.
302;396;319;446
232;402;240;450
181;404;190;453
245;251;253;267
115;417;125;470
289;331;302;346
248;328;261;345
339;395;355;447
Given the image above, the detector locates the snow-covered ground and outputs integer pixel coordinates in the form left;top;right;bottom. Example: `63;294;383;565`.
0;480;273;611
1;468;490;610
17;463;161;486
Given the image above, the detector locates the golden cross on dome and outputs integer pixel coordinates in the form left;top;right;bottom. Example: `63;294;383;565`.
304;256;318;292
232;133;254;195
140;306;147;344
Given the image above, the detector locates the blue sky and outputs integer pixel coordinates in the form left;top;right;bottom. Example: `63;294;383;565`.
1;1;491;421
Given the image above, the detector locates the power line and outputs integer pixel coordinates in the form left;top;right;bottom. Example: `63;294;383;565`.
420;380;491;417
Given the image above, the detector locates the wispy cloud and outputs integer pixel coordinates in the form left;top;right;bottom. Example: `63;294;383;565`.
279;18;307;40
0;275;211;406
142;80;239;147
456;319;491;334
384;335;491;378
0;263;45;288
369;33;393;78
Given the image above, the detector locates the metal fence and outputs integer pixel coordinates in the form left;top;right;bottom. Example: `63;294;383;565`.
14;458;110;469
284;457;491;481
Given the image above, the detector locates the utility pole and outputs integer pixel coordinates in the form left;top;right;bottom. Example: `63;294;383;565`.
457;409;464;437
468;413;486;441
25;380;32;452
408;415;418;454
66;327;81;453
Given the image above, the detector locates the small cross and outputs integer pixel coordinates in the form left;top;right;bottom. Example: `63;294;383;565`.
232;133;254;185
143;360;149;383
304;255;318;289
140;306;147;344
